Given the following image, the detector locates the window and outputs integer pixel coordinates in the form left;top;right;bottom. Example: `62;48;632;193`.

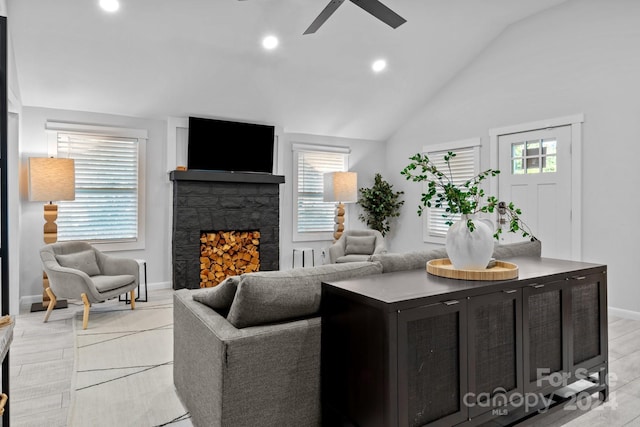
292;143;349;241
46;122;147;251
422;138;480;244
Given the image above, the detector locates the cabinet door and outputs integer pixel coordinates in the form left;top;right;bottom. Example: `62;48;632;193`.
398;299;468;427
522;280;569;393
467;289;523;418
569;272;607;372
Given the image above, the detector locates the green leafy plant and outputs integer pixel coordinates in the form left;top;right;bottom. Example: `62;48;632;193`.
357;173;405;237
400;152;534;240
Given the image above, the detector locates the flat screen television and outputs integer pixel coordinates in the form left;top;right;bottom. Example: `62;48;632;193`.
187;116;275;173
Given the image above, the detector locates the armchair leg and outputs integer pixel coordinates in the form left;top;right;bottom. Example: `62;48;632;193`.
130;290;135;310
43;287;57;323
81;293;90;330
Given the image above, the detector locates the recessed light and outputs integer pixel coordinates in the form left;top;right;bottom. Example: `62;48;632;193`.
372;59;387;73
262;35;279;50
99;0;120;13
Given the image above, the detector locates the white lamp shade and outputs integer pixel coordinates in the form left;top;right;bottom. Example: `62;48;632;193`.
323;171;357;203
28;157;76;202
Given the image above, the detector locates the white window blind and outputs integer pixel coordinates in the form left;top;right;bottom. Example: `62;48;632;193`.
293;144;348;240
56;133;139;243
424;145;479;242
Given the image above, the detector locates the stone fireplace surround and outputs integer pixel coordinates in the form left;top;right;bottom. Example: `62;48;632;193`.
170;170;285;290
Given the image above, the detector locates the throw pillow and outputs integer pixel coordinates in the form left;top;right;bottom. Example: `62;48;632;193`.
192;276;240;310
56;250;101;276
345;235;376;255
226;261;383;328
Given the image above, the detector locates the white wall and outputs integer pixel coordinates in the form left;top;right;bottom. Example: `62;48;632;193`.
19;107;171;305
280;133;387;267
385;0;640;313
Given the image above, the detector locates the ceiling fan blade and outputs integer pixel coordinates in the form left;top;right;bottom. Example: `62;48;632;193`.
303;0;346;35
349;0;406;29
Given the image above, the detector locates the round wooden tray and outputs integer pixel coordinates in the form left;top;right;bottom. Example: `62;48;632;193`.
426;258;518;281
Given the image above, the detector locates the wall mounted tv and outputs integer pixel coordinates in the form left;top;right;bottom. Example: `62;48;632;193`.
187;116;275;173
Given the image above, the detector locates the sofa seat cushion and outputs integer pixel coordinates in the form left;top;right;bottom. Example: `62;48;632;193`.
345;235;376;255
192;276;240;311
91;274;136;293
227;261;383;328
336;254;371;263
56;250;101;276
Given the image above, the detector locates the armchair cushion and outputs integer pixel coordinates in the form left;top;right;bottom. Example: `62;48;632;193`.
336;254;371;263
192;276;240;311
345;235;376;255
91;274;136;293
227;261;383;329
55;250;101;277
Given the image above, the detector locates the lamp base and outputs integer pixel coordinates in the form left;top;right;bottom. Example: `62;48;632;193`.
30;299;68;313
334;202;345;241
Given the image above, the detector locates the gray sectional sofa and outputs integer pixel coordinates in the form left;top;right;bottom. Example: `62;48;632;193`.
173;240;541;427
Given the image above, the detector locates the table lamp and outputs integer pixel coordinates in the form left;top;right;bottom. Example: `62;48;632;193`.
28;157;75;311
323;171;357;241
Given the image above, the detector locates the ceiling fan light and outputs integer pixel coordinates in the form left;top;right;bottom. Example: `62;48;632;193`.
99;0;120;12
262;35;279;50
372;59;387;73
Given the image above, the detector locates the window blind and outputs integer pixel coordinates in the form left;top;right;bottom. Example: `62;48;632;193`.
296;150;347;234
425;147;478;239
56;133;139;242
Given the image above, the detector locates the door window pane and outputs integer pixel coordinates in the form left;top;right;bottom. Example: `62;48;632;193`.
511;139;557;175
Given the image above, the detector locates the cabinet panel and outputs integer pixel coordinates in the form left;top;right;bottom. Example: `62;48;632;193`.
398;301;468;427
522;281;568;393
570;273;607;372
467;290;522;418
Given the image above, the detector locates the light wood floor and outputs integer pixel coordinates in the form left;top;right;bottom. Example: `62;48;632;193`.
10;292;640;426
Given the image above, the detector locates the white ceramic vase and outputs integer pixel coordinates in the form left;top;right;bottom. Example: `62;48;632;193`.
445;215;494;270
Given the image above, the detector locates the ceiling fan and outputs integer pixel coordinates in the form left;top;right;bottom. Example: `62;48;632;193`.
303;0;406;34
239;0;407;35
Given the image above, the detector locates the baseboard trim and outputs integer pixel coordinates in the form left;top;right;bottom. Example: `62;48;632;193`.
609;306;640;321
148;281;172;290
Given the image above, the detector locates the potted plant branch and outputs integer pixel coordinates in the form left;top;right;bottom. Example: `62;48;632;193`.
401;152;534;269
357;173;404;237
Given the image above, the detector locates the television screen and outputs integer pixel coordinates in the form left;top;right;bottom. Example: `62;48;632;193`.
187;117;275;173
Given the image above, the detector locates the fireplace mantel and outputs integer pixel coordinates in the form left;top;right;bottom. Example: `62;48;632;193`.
170;170;285;184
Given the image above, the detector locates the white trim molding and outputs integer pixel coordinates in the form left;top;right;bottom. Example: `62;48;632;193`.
609;306;640;321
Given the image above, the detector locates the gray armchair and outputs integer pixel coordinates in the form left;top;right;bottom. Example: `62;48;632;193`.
328;229;387;263
39;241;139;329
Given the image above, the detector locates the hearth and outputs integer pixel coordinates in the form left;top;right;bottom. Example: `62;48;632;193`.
170;170;285;290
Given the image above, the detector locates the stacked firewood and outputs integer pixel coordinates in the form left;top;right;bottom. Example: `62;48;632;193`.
200;231;260;287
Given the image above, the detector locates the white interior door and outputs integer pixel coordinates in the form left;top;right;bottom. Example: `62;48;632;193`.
497;126;572;259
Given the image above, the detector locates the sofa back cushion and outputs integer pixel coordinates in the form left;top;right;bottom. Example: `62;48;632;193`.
226;261;383;328
492;239;542;259
192;276;241;311
55;249;101;276
371;240;542;273
345;235;376;255
371;248;448;273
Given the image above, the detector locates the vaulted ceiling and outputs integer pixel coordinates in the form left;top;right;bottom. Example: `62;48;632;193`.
8;0;567;140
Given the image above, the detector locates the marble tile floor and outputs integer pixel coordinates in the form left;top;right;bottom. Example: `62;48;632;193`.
10;288;190;427
9;291;640;427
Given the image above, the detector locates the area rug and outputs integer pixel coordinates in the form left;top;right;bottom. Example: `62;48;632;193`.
68;292;192;426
